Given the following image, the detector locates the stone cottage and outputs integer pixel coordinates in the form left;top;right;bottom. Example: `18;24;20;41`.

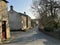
8;6;22;30
0;0;10;42
19;13;31;30
27;16;31;29
21;14;27;30
8;5;31;31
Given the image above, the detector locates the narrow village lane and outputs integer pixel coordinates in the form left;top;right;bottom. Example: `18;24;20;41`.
4;27;60;45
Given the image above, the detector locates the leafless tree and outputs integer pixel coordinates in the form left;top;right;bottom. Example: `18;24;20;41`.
32;0;60;29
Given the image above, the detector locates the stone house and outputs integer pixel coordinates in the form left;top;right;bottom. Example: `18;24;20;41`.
0;0;10;42
21;14;27;30
8;6;22;30
20;13;31;30
26;15;31;29
8;5;31;31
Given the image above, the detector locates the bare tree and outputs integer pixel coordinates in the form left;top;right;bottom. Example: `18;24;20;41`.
32;0;60;29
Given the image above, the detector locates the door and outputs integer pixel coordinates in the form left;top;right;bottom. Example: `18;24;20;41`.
2;21;6;40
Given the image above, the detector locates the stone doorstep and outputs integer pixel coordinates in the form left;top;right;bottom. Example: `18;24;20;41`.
2;36;15;44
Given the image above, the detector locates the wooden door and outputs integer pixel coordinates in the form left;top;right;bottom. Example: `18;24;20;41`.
2;21;6;40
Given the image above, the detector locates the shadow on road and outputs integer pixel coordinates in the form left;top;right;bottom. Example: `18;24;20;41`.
6;27;60;45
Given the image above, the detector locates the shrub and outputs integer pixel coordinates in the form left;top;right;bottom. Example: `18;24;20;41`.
44;20;59;32
44;26;54;32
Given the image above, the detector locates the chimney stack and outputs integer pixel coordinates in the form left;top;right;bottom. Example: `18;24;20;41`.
10;5;13;11
24;12;26;15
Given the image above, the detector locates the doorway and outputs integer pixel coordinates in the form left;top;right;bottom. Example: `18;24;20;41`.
2;21;6;40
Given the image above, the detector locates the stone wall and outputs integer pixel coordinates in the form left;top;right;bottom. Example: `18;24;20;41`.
0;1;10;42
21;15;27;30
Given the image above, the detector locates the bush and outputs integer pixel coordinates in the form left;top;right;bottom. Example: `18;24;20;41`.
44;20;59;32
58;23;60;28
44;26;54;32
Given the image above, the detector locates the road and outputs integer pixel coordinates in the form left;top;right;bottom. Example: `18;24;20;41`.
4;27;60;45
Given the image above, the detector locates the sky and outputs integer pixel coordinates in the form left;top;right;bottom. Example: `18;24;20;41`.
7;0;36;19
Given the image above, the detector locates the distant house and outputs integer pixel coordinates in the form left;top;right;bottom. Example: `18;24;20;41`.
31;19;39;27
0;0;10;42
8;5;31;31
